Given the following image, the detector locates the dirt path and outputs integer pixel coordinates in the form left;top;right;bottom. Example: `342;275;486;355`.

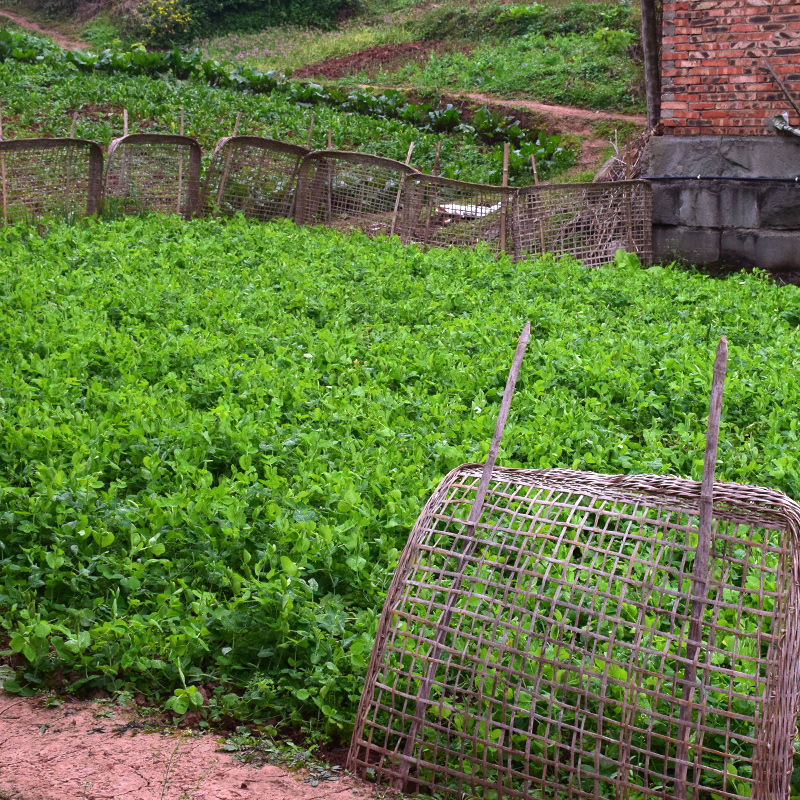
0;692;383;800
0;8;87;50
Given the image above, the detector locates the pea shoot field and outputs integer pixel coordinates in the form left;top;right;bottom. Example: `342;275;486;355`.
3;215;800;748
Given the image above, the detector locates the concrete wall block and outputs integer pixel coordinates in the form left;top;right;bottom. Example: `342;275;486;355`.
718;184;760;228
720;230;800;269
759;185;800;229
679;184;721;227
654;225;721;266
650;183;681;225
645;136;800;178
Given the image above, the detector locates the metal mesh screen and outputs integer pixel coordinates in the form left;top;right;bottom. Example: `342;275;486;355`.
0;138;102;224
201;135;308;222
396;175;516;255
514;181;653;267
294;151;418;236
349;465;800;800
104;134;201;219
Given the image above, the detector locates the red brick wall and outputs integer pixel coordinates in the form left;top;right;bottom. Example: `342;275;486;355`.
661;0;800;135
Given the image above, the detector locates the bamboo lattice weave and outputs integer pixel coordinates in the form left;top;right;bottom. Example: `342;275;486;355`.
0;138;102;224
202;136;309;222
104;134;201;219
294;151;418;235
349;465;800;800
514;181;653;267
396;175;516;254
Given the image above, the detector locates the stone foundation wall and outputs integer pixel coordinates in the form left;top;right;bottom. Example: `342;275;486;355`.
645;135;800;272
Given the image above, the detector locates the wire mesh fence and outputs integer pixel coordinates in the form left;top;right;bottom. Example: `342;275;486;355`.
294;151;419;236
514;181;653;267
396;175;517;255
104;134;201;219
201;136;309;222
0;138;103;225
349;464;800;800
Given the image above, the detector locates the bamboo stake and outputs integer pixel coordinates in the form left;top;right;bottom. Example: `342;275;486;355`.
0;112;7;225
624;154;635;253
395;322;532;790
177;107;184;215
424;140;443;237
216;111;241;207
65;113;79;217
673;336;728;799
530;153;546;255
306;113;315;148
325;129;333;224
389;141;415;238
120;109;129;196
499;142;509;252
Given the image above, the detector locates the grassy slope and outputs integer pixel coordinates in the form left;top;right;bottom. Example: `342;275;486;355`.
3;215;800;737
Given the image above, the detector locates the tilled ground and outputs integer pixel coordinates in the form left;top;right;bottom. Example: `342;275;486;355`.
0;692;383;800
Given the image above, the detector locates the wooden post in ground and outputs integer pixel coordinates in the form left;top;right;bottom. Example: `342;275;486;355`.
424;140;443;238
177;107;184;215
216;111;241;207
0;112;7;225
389;141;415;237
624;155;635;253
499;141;509;252
325;129;334;223
530;152;546;255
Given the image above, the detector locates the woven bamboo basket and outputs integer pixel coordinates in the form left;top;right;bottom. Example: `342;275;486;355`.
513;181;653;267
104;134;201;219
0;138;103;224
294;150;419;236
201;135;309;222
396;174;517;254
349;335;800;800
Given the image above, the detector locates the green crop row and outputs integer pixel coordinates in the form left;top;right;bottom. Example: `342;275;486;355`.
0;27;576;183
2;214;800;750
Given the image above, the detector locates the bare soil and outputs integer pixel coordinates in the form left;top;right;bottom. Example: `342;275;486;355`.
0;8;87;50
0;691;381;800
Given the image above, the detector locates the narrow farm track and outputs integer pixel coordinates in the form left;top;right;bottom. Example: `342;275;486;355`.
0;8;86;50
0;692;382;800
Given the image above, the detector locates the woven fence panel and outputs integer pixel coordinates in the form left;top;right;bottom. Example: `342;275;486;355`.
349;465;800;800
201;136;309;222
0;138;103;224
104;134;201;219
514;181;653;267
294;151;418;236
396;175;516;255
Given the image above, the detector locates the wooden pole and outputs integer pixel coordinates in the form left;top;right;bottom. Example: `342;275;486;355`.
123;108;128;136
424;140;443;237
389;141;415;237
624;155;635;253
325;129;333;223
216;111;242;207
530;153;546;255
65;112;79;217
499;141;509;253
177;107;184;215
673;337;728;799
120;109;129;196
395;322;532;790
0;111;7;225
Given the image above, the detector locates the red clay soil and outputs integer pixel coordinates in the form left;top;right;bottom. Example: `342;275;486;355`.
0;9;87;50
292;41;469;80
0;691;382;800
